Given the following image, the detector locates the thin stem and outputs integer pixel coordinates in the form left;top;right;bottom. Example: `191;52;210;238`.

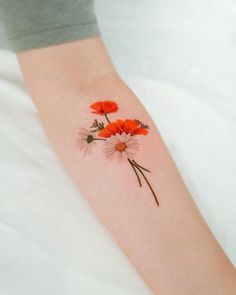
133;164;159;207
93;138;106;141
128;158;142;187
132;160;151;173
104;113;111;123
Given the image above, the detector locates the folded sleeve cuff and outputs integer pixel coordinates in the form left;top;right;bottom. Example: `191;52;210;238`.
0;0;100;52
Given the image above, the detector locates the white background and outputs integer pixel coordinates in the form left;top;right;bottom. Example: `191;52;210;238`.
0;0;236;294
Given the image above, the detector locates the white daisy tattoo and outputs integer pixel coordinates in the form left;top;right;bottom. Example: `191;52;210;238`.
103;132;139;161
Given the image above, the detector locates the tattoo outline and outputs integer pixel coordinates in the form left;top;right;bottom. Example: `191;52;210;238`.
76;100;159;207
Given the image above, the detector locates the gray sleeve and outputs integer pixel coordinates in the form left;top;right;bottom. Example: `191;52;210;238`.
0;0;100;52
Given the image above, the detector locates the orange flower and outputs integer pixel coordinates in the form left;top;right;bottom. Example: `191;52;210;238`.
98;119;148;138
90;101;118;115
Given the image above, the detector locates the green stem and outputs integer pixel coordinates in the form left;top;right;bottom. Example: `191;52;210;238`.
93;138;106;141
132;160;151;173
128;158;142;187
133;163;159;207
104;113;111;123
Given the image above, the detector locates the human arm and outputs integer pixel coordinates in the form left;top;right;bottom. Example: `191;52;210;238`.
16;37;236;295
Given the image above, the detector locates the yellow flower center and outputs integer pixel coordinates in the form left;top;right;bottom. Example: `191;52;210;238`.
115;142;127;152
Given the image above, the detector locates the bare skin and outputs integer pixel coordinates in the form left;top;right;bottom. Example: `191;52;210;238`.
17;37;236;295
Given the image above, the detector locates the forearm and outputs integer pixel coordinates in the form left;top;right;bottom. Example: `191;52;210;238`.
17;37;236;295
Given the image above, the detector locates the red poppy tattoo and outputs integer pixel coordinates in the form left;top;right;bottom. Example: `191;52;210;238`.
76;100;159;207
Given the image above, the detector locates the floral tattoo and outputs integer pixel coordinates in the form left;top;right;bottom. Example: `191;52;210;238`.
76;100;159;207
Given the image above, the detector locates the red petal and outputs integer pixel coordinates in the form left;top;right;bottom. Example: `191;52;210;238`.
133;128;149;135
123;119;140;134
102;101;118;113
90;101;104;114
98;128;113;138
106;122;121;135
